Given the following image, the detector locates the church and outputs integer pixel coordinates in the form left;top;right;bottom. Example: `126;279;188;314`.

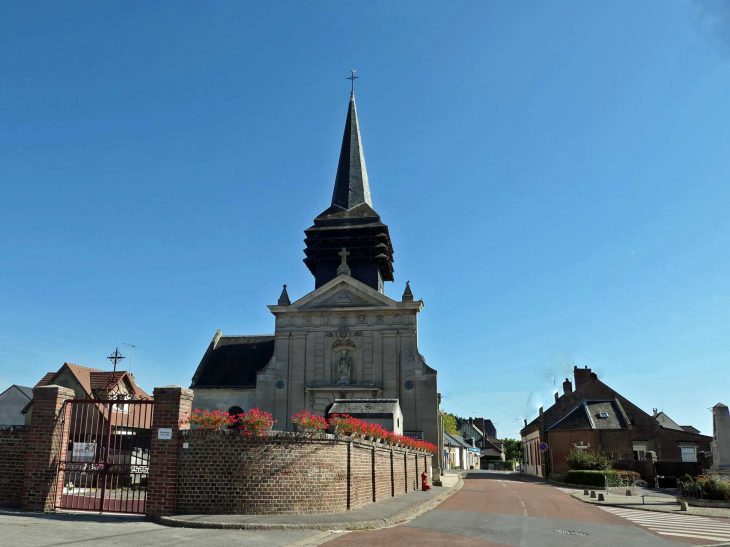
190;88;440;459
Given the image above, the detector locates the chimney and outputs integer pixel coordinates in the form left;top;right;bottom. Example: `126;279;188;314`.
524;419;527;427
539;406;544;417
573;365;594;389
652;408;658;417
563;378;572;394
554;392;559;403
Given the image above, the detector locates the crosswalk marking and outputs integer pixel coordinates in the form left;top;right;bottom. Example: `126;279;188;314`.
599;506;730;543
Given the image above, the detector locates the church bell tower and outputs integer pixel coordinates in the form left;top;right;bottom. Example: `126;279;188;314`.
303;91;395;294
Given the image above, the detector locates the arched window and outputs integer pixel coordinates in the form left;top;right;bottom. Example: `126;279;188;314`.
227;406;244;429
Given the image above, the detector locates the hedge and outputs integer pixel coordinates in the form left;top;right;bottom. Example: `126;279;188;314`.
565;470;623;487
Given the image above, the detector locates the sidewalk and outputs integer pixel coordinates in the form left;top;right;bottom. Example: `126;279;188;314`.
569;490;730;519
160;472;464;531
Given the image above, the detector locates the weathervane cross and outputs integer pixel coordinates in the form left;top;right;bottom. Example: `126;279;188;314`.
347;69;358;93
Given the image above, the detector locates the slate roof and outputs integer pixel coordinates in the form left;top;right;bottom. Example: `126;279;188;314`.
302;95;395;289
331;93;372;211
444;433;472;449
548;399;629;431
481;447;502;458
191;333;275;388
0;385;33;400
330;399;400;418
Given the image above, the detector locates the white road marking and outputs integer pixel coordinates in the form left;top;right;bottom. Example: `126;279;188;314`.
599;506;730;543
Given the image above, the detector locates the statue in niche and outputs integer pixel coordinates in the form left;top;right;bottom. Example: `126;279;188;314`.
337;349;352;385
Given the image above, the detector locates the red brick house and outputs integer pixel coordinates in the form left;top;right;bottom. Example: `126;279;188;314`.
520;366;712;480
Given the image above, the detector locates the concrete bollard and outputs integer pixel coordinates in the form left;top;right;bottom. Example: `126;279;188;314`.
584;489;589;496
598;493;605;501
680;502;689;511
626;489;632;496
590;491;596;498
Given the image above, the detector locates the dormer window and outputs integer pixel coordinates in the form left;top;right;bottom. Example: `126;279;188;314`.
597;411;609;419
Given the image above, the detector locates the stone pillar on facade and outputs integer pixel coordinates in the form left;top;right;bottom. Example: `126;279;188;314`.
22;385;75;512
146;385;193;520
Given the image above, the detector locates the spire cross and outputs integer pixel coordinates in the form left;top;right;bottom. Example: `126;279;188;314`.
346;69;358;93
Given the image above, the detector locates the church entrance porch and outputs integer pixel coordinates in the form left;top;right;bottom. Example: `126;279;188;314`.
54;399;154;514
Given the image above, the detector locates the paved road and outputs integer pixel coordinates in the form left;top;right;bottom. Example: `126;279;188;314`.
324;471;720;547
4;471;728;547
0;510;343;547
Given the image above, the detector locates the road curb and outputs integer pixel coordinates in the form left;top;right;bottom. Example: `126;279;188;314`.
568;492;730;520
158;475;465;531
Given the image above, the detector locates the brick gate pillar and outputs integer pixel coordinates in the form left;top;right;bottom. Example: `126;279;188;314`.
146;385;193;520
22;385;74;512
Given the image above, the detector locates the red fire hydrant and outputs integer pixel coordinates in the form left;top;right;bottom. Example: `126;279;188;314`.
421;471;431;491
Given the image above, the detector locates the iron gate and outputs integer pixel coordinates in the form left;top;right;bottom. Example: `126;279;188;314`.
55;399;154;514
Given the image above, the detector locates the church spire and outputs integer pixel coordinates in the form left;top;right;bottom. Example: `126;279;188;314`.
303;84;394;294
331;92;372;210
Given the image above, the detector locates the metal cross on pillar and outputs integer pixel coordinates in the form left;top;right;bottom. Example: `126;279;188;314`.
337;247;351;276
107;347;125;374
347;69;358;93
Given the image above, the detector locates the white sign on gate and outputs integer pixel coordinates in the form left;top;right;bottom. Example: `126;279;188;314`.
72;442;96;462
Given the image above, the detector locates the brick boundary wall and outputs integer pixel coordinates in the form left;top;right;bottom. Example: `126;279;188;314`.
146;386;193;519
175;430;433;516
22;385;74;512
0;426;30;508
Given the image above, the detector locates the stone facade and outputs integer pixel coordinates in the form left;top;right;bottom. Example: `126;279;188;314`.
176;430;432;515
256;275;439;451
0;426;29;508
711;403;730;474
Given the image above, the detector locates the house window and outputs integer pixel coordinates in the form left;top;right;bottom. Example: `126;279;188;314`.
681;446;697;462
597;412;609;419
633;442;647;461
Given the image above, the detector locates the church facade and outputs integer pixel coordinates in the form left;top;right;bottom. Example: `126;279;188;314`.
190;90;440;459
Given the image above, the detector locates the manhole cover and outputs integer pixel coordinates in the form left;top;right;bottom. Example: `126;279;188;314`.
555;530;588;536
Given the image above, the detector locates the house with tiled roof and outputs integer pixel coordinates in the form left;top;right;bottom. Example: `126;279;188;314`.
22;363;151;426
520;365;712;481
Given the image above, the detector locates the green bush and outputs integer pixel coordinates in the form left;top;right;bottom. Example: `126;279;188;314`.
613;470;642;485
679;474;694;483
566;449;612;471
565;470;621;487
503;461;514;471
696;478;730;501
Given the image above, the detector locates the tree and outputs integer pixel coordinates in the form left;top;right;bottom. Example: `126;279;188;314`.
443;413;459;435
502;438;522;461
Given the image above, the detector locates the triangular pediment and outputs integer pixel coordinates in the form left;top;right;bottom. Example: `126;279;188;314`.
306;289;375;308
289;275;398;311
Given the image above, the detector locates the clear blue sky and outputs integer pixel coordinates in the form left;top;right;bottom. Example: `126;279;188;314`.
2;2;729;440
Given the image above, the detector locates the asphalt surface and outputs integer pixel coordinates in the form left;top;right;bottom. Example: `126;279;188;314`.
4;471;727;547
0;510;342;547
323;471;713;547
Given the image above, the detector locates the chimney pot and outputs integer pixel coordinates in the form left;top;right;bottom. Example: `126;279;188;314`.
555;392;559;403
